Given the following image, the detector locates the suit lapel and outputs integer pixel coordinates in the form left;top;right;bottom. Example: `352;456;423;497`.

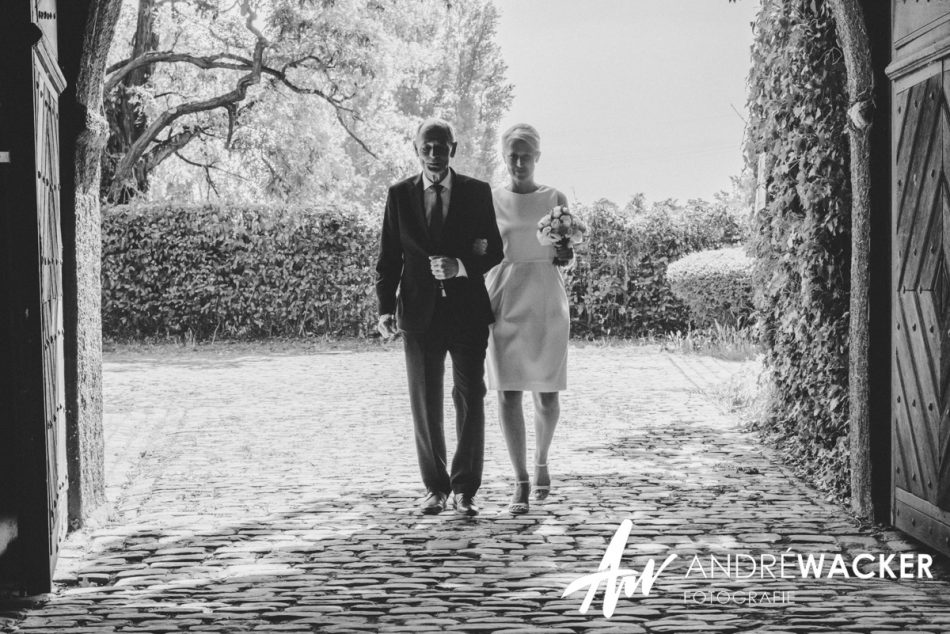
409;174;430;247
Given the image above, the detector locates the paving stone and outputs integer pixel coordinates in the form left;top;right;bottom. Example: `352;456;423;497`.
3;345;950;632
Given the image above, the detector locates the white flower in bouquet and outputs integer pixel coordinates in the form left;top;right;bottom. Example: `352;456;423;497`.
537;205;588;247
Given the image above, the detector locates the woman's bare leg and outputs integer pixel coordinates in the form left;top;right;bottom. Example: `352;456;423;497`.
498;390;531;512
498;390;529;481
532;391;560;496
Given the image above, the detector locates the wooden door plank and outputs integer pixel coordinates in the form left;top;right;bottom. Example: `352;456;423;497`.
905;164;943;291
898;78;943;292
895;86;918;235
897;78;940;219
895;402;929;499
895;331;934;499
898;292;942;470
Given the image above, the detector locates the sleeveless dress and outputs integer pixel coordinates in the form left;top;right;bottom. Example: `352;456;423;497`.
485;185;569;392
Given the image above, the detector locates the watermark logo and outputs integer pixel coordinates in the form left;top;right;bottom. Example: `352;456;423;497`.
561;519;677;617
562;519;935;618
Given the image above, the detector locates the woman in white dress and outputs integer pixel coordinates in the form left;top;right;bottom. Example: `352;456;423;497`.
485;124;572;515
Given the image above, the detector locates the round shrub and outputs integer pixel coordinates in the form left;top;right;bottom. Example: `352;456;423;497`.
667;247;754;328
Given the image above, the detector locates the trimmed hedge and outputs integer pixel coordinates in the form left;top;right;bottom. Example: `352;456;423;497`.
567;200;745;337
745;0;852;497
102;203;379;339
666;247;754;328
101;199;745;341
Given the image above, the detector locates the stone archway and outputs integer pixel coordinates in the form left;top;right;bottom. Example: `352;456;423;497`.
59;0;892;525
13;0;892;594
60;0;890;523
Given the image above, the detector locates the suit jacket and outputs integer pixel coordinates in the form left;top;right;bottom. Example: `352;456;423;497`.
375;170;504;333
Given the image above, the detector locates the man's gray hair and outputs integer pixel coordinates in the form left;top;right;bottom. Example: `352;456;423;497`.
416;118;456;143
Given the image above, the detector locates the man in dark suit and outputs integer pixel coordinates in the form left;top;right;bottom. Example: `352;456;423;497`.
376;118;504;516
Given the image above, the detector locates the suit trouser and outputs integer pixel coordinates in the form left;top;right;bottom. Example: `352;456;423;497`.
403;301;488;497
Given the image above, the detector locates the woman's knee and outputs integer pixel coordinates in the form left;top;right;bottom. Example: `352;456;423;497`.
534;392;560;416
499;390;523;408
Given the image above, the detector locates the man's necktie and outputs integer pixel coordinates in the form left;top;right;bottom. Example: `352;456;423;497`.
428;183;444;247
429;183;446;297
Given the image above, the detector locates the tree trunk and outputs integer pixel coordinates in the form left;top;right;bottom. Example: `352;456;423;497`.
827;0;875;519
59;0;123;527
103;0;157;202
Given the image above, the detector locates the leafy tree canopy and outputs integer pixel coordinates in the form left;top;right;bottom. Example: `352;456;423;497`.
104;0;513;210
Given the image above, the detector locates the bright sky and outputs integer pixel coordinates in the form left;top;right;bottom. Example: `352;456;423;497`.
494;0;761;206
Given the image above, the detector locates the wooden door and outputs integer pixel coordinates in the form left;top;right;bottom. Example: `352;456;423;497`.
32;0;69;588
0;0;68;592
889;1;950;555
34;16;69;585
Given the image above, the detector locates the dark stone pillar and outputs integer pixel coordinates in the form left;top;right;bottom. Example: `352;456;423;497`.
860;0;893;524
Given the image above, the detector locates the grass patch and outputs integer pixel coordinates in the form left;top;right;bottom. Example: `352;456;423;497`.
708;358;772;429
661;322;760;361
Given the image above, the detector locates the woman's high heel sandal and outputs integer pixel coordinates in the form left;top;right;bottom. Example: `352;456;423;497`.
508;480;530;515
534;462;550;500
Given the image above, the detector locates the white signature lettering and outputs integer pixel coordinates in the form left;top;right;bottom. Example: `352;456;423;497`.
562;519;678;617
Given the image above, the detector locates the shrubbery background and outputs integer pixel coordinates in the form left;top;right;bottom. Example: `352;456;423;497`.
101;197;746;341
744;0;852;497
102;203;379;339
567;198;745;337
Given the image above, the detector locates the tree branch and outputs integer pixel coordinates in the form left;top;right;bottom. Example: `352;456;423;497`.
263;66;355;110
199;160;220;199
335;110;378;159
141;126;201;173
106;51;253;93
224;103;237;148
104;0;381;197
175;150;253;183
260;155;287;197
241;0;267;44
108;36;266;199
106;50;359;111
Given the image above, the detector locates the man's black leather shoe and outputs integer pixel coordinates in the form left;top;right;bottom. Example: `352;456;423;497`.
421;491;447;515
452;493;479;517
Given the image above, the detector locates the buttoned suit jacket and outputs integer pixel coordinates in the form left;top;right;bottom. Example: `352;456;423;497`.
375;170;504;334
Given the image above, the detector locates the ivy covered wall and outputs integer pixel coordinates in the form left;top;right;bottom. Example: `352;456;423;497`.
745;0;853;497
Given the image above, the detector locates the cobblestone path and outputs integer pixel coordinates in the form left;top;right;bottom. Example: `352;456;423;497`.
3;343;950;633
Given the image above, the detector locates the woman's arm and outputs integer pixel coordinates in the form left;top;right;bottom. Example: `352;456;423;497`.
457;181;503;276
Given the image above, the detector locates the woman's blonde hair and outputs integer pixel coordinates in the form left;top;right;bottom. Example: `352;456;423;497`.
501;123;541;152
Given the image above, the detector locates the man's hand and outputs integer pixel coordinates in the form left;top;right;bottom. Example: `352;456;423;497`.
377;314;398;339
429;256;459;280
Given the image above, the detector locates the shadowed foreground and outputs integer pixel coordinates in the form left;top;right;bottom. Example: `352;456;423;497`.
2;344;949;633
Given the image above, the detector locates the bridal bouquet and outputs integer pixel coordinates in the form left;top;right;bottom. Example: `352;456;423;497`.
537;205;588;265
